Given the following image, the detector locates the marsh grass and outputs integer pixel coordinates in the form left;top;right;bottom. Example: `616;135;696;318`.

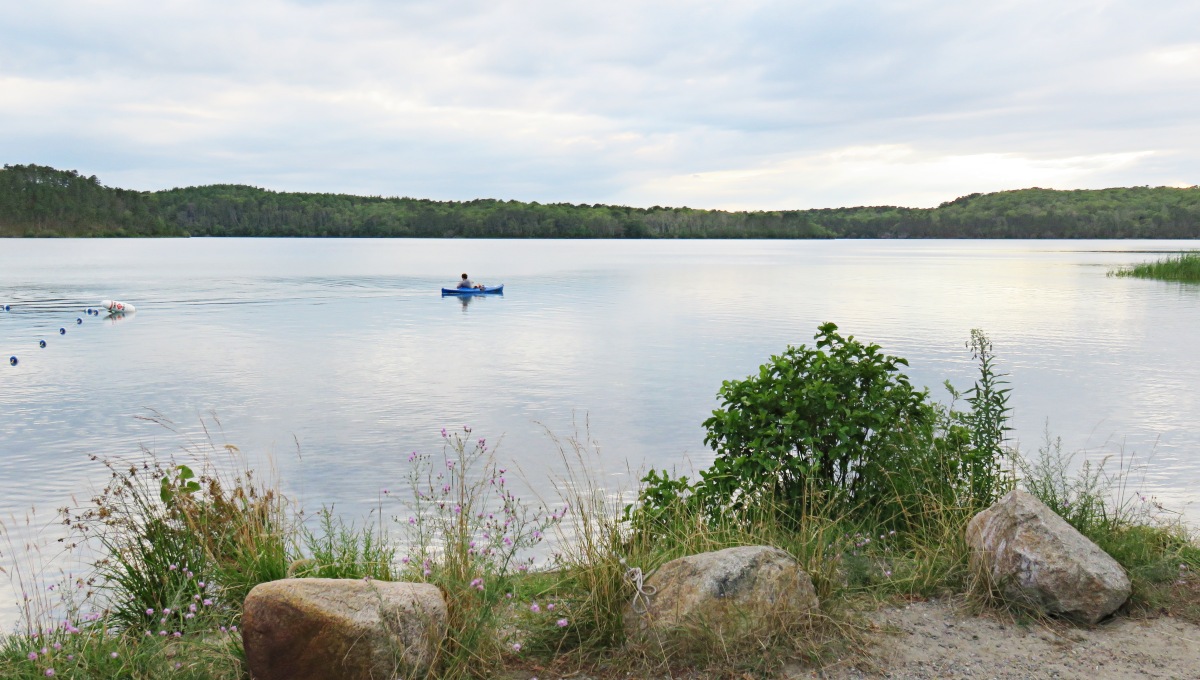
1110;251;1200;282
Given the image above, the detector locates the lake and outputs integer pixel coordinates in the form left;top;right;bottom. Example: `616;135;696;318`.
2;238;1199;627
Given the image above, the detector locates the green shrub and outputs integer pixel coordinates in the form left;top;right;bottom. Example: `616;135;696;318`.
636;324;1013;530
697;322;933;517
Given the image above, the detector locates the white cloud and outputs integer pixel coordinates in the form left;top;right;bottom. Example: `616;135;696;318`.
1;0;1198;207
627;145;1158;210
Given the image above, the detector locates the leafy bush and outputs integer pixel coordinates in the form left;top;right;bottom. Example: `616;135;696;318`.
697;322;934;516
636;323;1013;528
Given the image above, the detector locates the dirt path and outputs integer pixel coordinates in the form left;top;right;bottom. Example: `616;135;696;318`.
802;599;1200;680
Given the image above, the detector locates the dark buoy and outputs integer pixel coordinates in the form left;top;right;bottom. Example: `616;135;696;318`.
76;318;83;324
39;340;46;348
3;305;9;311
9;356;16;366
59;328;66;335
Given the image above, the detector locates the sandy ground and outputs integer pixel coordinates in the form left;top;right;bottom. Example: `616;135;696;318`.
799;599;1200;680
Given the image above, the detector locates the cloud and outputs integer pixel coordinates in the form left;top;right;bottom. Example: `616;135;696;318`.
1;0;1197;207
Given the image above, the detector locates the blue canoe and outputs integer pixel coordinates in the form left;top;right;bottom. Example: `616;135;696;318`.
441;284;504;296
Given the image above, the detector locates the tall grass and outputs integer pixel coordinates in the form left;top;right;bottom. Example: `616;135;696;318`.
1016;431;1200;613
1111;251;1200;282
3;412;1197;679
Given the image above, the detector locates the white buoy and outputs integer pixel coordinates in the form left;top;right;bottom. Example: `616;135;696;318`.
100;300;137;314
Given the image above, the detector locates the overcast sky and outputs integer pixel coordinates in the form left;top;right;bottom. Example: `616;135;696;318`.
2;1;1198;209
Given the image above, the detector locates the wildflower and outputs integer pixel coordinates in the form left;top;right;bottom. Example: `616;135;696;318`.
163;608;172;615
530;603;540;613
189;604;197;613
28;652;37;661
506;592;513;598
547;603;555;610
169;564;177;571
231;626;238;632
557;618;568;627
198;581;206;588
512;642;521;652
440;428;447;437
146;608;155;615
45;670;55;677
185;613;195;619
173;631;182;638
159;631;167;636
408;517;416;525
203;599;213;606
52;643;61;650
111;652;118;658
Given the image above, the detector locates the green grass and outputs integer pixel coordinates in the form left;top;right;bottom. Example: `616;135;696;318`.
3;421;1198;679
1111;251;1200;282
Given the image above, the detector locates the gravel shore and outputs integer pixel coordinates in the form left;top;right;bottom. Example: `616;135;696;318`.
803;599;1200;680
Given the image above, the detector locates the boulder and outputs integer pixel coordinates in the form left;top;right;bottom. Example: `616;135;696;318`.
625;545;818;640
242;578;446;680
965;489;1130;624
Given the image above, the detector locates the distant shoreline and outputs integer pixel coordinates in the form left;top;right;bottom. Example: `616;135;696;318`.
4;164;1200;240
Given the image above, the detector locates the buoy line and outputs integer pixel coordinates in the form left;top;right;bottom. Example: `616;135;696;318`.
4;300;136;368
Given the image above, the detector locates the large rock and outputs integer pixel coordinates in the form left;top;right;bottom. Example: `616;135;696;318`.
965;489;1130;624
242;578;446;680
625;545;818;640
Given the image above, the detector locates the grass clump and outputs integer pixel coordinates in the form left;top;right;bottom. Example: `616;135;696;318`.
1111;251;1200;282
1017;432;1200;618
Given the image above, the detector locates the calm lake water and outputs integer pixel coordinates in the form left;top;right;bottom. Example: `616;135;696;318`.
2;238;1199;626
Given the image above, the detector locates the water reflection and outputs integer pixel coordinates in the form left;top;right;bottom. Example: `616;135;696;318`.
2;238;1199;630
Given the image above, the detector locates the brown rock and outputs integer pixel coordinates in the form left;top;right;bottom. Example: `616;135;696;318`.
625;545;818;640
242;578;446;680
965;489;1131;624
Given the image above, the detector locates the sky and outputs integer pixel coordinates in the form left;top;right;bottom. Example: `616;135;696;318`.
2;0;1198;210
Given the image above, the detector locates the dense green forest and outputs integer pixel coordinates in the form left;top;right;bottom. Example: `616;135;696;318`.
2;164;1199;239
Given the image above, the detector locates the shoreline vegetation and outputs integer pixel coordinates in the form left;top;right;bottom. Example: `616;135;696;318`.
3;164;1200;240
2;326;1197;679
1110;251;1200;282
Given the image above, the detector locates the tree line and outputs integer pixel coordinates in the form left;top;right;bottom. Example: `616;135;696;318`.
3;164;1198;239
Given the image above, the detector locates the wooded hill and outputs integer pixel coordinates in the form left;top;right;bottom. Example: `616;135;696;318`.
3;164;1199;239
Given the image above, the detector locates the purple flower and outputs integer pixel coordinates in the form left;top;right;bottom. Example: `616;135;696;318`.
530;603;540;613
556;618;569;627
512;642;521;652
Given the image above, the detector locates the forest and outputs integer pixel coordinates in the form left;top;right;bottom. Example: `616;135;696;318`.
2;164;1199;239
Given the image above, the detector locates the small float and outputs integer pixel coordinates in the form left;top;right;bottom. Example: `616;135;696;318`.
100;300;137;314
441;285;504;296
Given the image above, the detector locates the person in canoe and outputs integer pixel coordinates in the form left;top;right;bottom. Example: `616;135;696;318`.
457;273;486;290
